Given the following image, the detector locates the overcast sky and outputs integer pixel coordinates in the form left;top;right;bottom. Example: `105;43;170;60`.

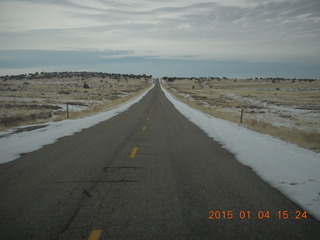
0;0;320;78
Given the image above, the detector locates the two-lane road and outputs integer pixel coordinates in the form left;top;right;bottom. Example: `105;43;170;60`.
1;81;320;239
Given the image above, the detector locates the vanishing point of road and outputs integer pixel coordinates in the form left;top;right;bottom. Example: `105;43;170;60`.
0;81;320;240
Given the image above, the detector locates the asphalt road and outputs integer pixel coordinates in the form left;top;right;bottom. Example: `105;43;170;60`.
0;81;320;240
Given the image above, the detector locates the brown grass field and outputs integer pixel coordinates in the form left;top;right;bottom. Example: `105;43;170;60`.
0;75;151;131
163;78;320;152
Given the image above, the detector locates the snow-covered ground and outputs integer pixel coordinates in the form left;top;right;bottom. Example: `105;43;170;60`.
161;84;320;221
223;93;319;131
0;84;154;164
166;79;320;133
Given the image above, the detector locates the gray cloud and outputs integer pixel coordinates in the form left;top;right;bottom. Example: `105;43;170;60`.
0;0;319;77
0;49;134;68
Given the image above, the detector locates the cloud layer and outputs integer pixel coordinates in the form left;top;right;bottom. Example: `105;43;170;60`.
0;0;320;77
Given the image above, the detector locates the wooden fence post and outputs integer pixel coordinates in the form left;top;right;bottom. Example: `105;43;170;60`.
67;103;69;119
240;108;244;123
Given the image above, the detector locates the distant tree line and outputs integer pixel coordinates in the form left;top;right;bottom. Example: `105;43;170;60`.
162;76;222;82
0;71;152;81
1;72;317;82
162;76;318;82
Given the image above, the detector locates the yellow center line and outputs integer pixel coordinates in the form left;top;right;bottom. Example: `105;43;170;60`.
130;147;138;159
88;229;103;240
146;118;150;121
142;126;147;131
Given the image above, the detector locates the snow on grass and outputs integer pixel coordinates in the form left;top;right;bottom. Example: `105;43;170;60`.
117;91;131;97
211;92;319;131
161;84;320;221
0;84;154;164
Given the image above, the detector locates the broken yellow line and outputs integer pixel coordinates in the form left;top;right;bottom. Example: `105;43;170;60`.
142;126;147;131
88;229;103;240
130;147;138;158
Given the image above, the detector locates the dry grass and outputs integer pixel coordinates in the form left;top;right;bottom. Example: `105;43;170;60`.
245;119;320;151
0;77;151;131
52;87;149;121
163;79;320;152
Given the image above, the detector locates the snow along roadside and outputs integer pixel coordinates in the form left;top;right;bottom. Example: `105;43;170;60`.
0;84;154;164
161;84;320;221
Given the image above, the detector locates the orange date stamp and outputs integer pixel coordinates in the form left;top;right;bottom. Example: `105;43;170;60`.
208;210;307;220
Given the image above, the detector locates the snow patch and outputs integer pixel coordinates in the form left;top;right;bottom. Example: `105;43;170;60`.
161;84;320;221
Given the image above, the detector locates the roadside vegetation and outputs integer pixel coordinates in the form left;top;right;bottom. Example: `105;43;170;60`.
0;71;152;131
163;77;320;152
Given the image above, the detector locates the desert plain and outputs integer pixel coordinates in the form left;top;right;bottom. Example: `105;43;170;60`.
163;77;320;152
0;72;152;132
